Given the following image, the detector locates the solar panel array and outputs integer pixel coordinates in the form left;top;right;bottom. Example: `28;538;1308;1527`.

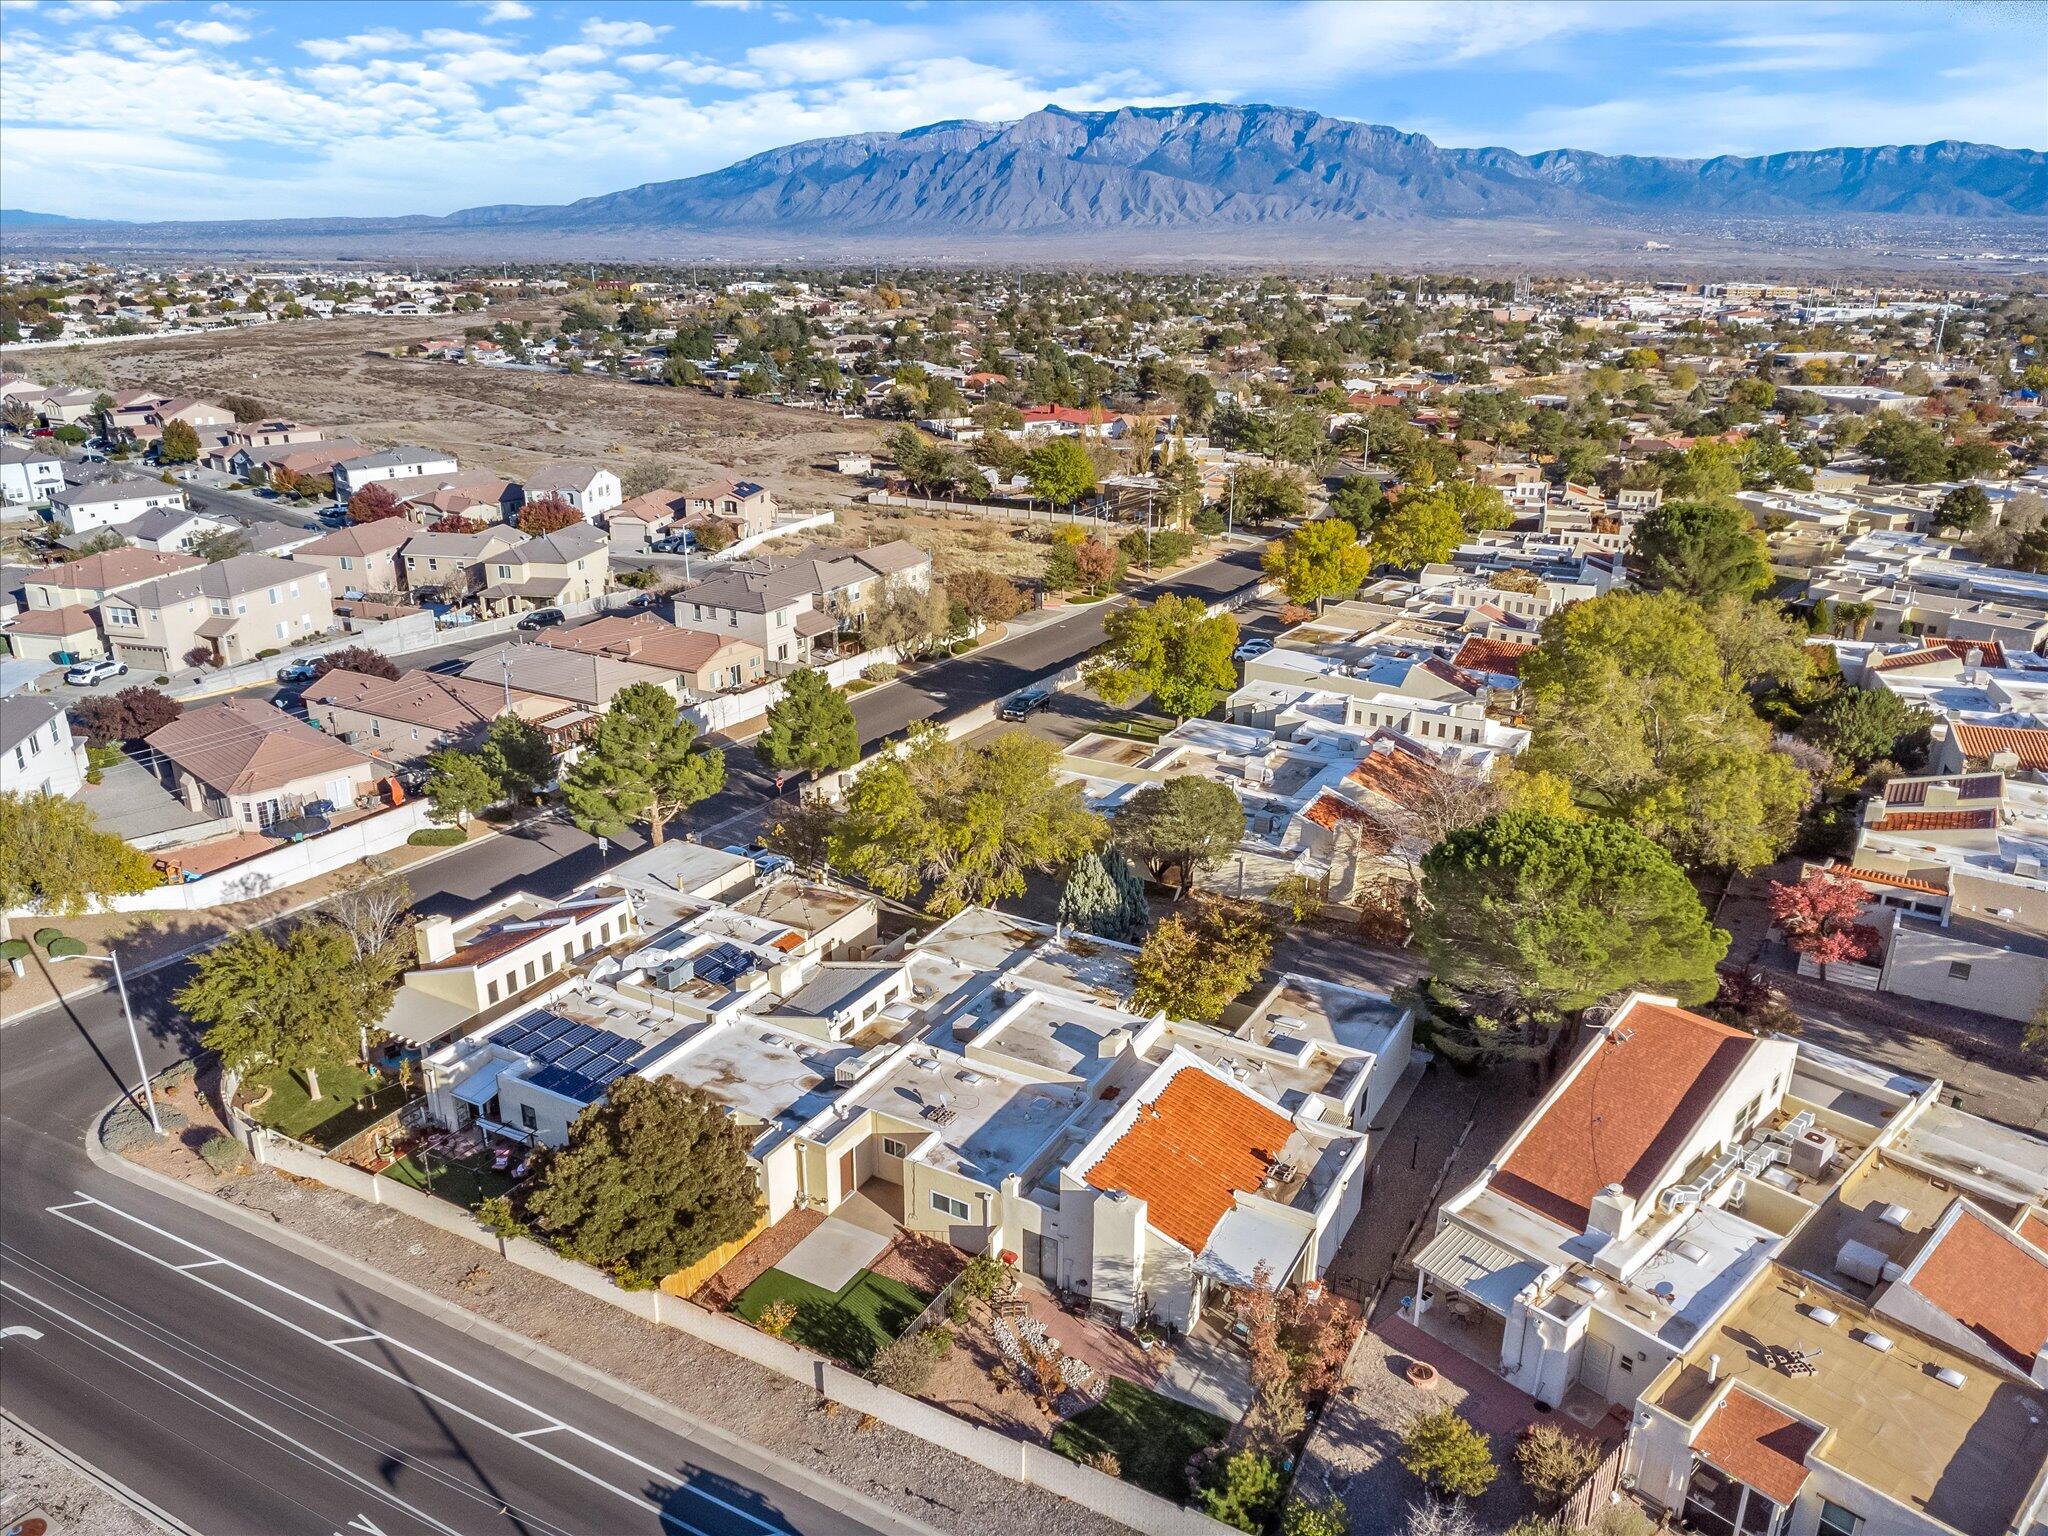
691;942;760;989
490;1010;644;1104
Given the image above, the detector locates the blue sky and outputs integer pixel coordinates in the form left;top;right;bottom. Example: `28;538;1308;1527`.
3;0;2043;222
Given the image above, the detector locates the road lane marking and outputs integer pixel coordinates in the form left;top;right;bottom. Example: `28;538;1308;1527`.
327;1333;380;1345
176;1258;224;1271
0;1277;467;1536
3;1241;579;1536
513;1426;563;1439
47;1194;783;1536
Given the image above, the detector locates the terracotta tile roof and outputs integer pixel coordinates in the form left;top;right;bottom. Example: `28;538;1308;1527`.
1694;1387;1820;1506
1084;1065;1295;1255
1832;864;1947;897
1302;790;1377;831
1452;635;1532;678
2019;1211;2048;1252
1871;645;1962;673
1871;809;1998;833
1908;1205;2048;1374
1950;722;2048;770
1883;775;2002;807
1491;1001;1755;1231
1346;745;1444;808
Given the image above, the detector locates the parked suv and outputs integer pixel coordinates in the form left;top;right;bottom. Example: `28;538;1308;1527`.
64;657;127;687
998;686;1053;721
516;608;567;631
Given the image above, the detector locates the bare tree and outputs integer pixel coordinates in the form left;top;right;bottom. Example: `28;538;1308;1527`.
318;863;414;968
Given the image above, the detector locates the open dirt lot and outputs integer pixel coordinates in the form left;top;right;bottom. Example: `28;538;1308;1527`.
3;309;884;512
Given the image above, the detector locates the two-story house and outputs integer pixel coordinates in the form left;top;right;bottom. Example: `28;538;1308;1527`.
0;697;87;798
332;446;460;501
292;519;413;598
49;479;188;537
0;443;65;508
520;464;621;520
400;527;522;601
102;553;336;670
478;523;610;615
680;478;777;539
533;613;766;697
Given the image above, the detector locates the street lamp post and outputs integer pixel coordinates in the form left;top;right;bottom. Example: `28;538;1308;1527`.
53;945;160;1135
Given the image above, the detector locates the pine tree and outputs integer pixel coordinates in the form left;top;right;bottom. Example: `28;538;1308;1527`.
1057;846;1149;943
756;667;859;781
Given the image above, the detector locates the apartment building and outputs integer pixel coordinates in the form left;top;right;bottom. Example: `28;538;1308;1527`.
101;553;336;670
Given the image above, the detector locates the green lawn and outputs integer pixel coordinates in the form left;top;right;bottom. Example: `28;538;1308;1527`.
381;1152;517;1211
243;1063;414;1147
1052;1379;1230;1500
732;1266;930;1369
1096;715;1171;744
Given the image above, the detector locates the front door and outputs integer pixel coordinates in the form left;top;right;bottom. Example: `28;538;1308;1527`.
838;1149;855;1202
1577;1336;1614;1398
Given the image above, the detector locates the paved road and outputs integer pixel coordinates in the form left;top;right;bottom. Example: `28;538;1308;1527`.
0;822;898;1536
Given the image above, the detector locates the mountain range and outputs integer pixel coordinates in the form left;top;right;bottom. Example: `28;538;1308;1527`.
6;103;2045;259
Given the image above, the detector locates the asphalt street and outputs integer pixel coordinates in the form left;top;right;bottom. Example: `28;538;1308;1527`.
0;817;898;1536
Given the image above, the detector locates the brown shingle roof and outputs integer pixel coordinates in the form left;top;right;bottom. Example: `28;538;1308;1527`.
1694;1387;1820;1506
146;698;376;796
31;548;201;593
296;520;413;558
303;668;514;734
1491;1001;1755;1230
535;614;751;675
1908;1205;2048;1374
1084;1065;1295;1255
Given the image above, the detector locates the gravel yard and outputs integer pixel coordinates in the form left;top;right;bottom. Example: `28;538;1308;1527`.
1;1417;168;1536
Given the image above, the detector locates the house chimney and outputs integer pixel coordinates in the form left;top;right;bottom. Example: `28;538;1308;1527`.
1586;1183;1635;1242
415;914;457;966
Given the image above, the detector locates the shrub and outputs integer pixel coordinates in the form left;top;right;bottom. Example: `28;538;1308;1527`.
958;1250;1009;1302
1269;873;1326;923
757;1298;799;1338
1517;1423;1604;1510
199;1134;246;1176
154;675;170;685
408;826;467;846
477;1196;525;1243
1401;1406;1496;1499
1592;1504;1657;1536
256;647;280;660
1199;1450;1284;1533
867;1329;949;1395
861;662;899;682
1080;1448;1121;1477
1283;1500;1351;1536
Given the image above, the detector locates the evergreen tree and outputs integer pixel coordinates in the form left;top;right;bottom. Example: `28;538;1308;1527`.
757;668;860;781
561;683;725;845
1056;845;1150;942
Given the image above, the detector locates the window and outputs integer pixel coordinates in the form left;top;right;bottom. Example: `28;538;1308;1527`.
1948;960;1973;981
1817;1503;1861;1536
487;978;500;1004
930;1191;970;1221
882;1137;908;1158
519;1104;537;1130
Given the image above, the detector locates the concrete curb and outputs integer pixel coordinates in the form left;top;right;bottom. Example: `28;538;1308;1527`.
2;1409;200;1536
82;1103;955;1536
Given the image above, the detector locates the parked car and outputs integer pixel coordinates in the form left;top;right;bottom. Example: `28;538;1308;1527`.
318;505;350;527
64;657;127;687
276;659;320;683
516;607;566;631
652;531;697;554
626;589;662;610
1233;637;1274;661
998;686;1053;721
724;844;795;877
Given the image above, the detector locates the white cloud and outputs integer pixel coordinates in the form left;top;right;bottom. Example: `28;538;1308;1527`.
582;18;669;48
477;0;533;20
210;2;257;18
169;18;249;45
299;29;426;63
695;1;763;9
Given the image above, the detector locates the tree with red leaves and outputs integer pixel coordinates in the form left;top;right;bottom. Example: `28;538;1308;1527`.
72;686;182;747
518;495;583;535
428;514;485;534
347;483;402;523
312;645;401;682
1769;869;1881;975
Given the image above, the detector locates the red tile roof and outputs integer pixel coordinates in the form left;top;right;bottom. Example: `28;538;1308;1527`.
1452;635;1532;678
2019;1212;2048;1252
1346;745;1444;808
1908;1205;2048;1374
1491;1001;1755;1230
1084;1066;1295;1255
1883;775;2002;806
1694;1388;1820;1506
1950;722;2048;770
1871;809;1998;833
1870;646;1962;673
1831;863;1947;897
